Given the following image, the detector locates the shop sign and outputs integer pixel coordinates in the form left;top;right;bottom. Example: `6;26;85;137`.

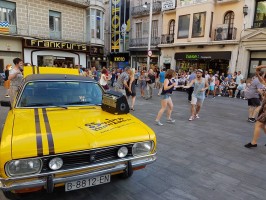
110;53;129;62
175;52;231;60
24;39;90;52
111;0;121;52
163;57;171;64
90;46;104;56
162;0;176;11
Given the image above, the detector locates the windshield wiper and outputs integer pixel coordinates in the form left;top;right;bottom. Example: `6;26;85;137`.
24;103;68;109
64;101;93;105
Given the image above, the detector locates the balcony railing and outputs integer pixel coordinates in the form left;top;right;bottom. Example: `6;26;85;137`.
131;2;162;17
129;37;161;47
179;0;208;7
253;20;266;29
214;27;237;41
161;34;174;44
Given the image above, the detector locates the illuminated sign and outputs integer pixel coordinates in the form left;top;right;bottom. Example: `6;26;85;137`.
175;52;231;60
110;53;129;62
111;0;121;52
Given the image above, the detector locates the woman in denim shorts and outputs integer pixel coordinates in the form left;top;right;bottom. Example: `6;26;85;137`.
155;69;177;126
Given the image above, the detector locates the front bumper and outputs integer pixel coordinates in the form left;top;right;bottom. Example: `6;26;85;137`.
0;153;156;192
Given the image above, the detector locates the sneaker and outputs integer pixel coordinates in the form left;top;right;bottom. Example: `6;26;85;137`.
167;118;175;123
195;114;200;119
5;95;10;98
218;94;221;97
244;142;257;148
248;118;256;123
212;96;215;99
189;116;195;121
155;121;163;126
240;97;242;99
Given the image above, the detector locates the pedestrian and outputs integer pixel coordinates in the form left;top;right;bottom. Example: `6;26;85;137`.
183;69;209;121
158;68;166;96
134;69;139;86
155;69;177;126
139;70;146;98
114;66;130;96
125;68;136;111
100;68;109;90
206;74;215;98
4;64;12;98
245;65;266;148
187;69;196;102
236;71;244;87
111;69;116;87
145;69;156;100
244;72;264;123
227;78;237;98
8;58;23;104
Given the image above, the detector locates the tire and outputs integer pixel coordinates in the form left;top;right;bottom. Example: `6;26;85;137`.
120;161;133;179
3;191;21;200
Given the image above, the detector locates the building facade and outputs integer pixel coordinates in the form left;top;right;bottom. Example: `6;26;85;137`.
159;0;247;75
0;0;105;72
129;0;163;70
238;0;266;77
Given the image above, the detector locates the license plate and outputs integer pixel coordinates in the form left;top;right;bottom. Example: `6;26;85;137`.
65;174;111;191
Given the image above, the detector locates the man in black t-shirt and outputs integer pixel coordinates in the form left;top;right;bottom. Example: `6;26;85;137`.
145;69;155;99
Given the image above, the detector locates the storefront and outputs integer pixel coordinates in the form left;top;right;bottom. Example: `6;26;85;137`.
0;35;22;72
87;46;105;69
248;51;266;77
130;49;160;71
175;51;232;74
23;39;90;68
109;52;130;69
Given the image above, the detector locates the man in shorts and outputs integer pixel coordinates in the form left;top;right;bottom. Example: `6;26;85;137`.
244;73;264;123
183;69;209;121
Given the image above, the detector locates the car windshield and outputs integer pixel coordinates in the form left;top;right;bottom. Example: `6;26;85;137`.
17;81;103;108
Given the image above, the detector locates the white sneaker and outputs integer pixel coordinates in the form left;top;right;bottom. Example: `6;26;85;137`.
218;94;221;97
167;118;175;123
195;114;200;119
189;116;195;121
155;121;163;126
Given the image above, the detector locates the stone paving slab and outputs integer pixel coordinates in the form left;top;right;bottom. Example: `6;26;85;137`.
0;86;266;200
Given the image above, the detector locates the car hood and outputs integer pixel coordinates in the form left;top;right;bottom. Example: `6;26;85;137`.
11;107;151;159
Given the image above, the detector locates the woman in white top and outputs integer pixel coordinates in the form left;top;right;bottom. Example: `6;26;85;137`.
100;68;109;90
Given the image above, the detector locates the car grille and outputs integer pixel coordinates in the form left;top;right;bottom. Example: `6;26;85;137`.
41;144;133;173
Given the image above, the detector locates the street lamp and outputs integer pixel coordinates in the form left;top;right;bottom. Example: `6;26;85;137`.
143;1;153;70
243;5;248;16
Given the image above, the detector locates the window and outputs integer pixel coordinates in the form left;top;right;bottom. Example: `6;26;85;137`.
152;20;158;38
0;0;16;30
192;12;206;37
254;0;266;28
87;9;104;40
136;22;142;38
49;10;61;39
169;19;175;35
224;11;234;39
178;15;190;38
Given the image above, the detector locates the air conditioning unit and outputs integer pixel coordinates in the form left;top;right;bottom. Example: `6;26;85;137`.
215;24;229;41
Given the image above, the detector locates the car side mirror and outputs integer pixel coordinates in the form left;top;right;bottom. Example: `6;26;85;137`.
0;101;11;108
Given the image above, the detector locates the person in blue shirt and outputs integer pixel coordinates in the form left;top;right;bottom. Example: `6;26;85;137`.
158;68;166;95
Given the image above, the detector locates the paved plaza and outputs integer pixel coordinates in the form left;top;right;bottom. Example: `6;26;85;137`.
1;86;266;200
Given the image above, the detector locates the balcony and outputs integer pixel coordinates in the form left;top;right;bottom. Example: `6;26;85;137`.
48;0;89;8
161;34;174;44
214;27;237;41
131;2;162;17
129;37;161;47
179;0;209;7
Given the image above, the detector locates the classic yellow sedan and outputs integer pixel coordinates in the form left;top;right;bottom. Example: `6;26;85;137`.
0;73;157;199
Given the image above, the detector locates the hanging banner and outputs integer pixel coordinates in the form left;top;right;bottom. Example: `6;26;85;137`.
111;0;121;52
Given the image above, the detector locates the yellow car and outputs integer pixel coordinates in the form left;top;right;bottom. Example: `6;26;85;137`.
0;69;157;199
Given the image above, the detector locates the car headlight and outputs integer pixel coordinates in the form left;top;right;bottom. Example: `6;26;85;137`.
49;157;63;170
132;141;154;156
5;158;42;177
117;146;128;158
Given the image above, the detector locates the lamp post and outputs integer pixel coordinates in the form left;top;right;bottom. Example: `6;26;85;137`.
143;1;153;70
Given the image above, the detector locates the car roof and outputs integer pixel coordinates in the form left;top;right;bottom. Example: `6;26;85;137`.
24;74;96;82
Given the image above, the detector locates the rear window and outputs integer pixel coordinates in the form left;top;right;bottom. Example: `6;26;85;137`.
17;81;103;107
